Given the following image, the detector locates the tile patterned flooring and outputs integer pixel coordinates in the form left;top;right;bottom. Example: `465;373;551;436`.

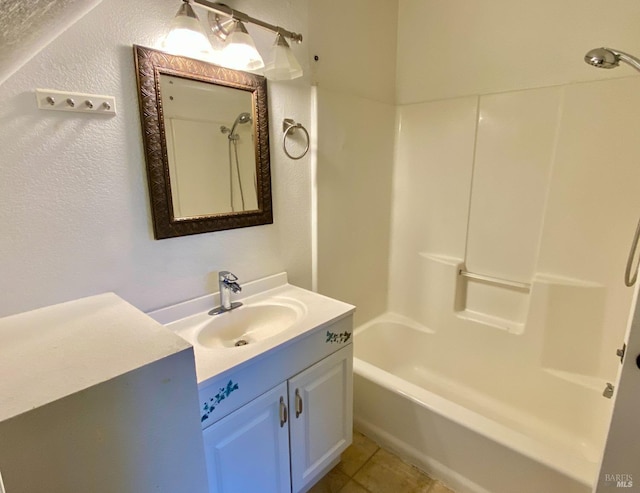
309;431;456;493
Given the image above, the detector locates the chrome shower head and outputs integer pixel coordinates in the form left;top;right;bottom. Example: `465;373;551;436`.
236;112;252;124
584;47;640;73
228;112;253;139
585;47;619;69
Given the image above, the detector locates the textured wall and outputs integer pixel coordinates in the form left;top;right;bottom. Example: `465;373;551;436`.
0;0;104;85
0;0;312;317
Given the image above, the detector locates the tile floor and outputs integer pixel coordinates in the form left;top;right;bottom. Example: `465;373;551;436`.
309;431;456;493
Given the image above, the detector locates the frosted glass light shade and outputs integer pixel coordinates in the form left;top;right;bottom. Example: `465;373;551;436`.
264;34;303;80
220;21;264;71
162;1;213;59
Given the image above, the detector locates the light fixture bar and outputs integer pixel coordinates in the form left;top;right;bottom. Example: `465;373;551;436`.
192;0;303;43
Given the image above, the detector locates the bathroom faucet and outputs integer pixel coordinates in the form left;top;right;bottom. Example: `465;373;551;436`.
209;271;243;315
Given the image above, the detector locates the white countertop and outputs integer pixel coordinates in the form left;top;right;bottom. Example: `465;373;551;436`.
0;293;191;423
151;273;355;384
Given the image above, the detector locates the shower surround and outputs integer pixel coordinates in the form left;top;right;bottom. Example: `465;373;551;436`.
390;77;640;385
344;74;640;493
315;1;640;491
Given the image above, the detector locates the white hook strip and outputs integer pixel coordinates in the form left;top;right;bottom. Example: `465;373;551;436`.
35;89;116;115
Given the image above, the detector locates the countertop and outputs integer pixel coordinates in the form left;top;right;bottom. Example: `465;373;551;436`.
0;293;191;423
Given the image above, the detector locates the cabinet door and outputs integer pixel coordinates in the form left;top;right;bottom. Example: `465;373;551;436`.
288;345;353;493
202;382;291;493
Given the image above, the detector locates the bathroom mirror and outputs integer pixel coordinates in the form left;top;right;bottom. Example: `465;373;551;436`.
133;45;272;239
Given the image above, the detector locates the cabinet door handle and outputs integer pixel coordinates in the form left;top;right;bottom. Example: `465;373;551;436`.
295;389;303;418
279;396;288;427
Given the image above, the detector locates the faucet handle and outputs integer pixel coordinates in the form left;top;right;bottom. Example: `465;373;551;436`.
219;270;238;282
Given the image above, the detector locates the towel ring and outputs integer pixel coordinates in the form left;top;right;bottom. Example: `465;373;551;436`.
282;118;309;160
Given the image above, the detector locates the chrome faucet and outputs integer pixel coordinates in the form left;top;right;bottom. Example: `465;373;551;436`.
209;271;243;315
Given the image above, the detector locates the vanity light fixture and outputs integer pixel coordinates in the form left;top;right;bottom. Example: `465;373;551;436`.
207;11;235;41
167;0;304;79
162;0;214;59
220;20;264;71
263;33;303;80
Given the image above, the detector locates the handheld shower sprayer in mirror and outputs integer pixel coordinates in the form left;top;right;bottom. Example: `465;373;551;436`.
220;112;253;141
584;47;640;73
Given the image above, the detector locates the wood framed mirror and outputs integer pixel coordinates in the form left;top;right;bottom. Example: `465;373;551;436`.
133;45;272;239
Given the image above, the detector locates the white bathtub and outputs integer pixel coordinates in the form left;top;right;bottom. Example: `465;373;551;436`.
353;313;603;493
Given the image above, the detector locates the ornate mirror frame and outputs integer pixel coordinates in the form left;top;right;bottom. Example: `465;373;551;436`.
133;45;273;239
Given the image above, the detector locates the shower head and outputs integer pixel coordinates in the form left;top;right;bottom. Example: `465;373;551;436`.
229;112;253;138
584;48;619;69
584;47;640;73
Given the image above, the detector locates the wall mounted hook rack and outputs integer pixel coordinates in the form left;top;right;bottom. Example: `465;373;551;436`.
35;89;116;115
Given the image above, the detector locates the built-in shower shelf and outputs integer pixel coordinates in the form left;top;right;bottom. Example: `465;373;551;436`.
456;309;525;334
543;368;608;392
455;266;530;334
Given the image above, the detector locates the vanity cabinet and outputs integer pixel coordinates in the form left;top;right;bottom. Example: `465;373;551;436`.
203;382;291;493
153;275;356;493
288;346;353;492
202;344;353;493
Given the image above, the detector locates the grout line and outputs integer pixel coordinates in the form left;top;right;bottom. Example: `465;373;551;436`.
353;478;373;493
338;478;373;493
348;445;380;480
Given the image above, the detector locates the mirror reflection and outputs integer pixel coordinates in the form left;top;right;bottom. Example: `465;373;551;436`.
159;74;258;217
133;45;272;240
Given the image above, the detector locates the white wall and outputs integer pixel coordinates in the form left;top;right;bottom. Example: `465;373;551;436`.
396;0;640;103
315;89;396;324
310;0;398;325
308;0;397;105
0;0;312;317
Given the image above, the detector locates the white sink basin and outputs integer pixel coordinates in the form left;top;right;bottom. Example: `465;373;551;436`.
152;274;355;383
196;302;303;349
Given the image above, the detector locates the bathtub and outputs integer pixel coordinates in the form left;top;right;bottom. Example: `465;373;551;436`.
353;313;604;493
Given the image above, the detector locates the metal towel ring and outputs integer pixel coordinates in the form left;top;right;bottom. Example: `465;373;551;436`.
282;118;309;160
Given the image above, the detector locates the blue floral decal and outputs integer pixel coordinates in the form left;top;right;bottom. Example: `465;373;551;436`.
326;330;351;344
201;380;239;423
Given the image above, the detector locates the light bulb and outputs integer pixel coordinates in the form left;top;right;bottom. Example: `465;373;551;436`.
263;34;303;80
162;1;213;59
220;21;264;71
